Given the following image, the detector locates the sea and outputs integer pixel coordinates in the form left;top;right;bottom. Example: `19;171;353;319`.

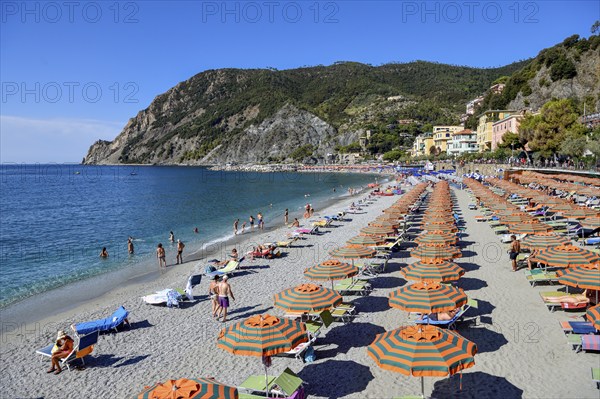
0;164;380;308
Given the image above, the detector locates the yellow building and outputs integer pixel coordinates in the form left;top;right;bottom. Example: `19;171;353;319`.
476;110;515;151
411;133;434;157
433;126;464;153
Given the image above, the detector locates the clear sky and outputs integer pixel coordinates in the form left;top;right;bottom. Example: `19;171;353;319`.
1;0;597;162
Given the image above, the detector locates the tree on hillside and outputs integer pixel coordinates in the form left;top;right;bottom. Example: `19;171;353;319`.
519;99;585;158
592;20;600;35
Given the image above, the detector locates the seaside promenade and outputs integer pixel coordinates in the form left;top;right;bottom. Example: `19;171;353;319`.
1;182;598;398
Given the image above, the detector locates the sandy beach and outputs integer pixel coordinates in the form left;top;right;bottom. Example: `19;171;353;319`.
1;183;598;399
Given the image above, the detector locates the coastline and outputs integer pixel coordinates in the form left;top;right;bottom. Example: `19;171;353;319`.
0;182;381;339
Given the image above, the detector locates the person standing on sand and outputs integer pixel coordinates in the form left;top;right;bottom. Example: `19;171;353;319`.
257;213;264;230
127;237;134;254
284;209;289;225
209;275;220;317
509;235;520;272
100;247;109;258
157;243;166;267
249;215;255;230
169;231;175;243
233;219;239;235
309;205;314;217
216;275;235;322
176;239;185;264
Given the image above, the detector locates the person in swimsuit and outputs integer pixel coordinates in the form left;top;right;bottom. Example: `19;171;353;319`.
100;247;109;258
257;213;264;230
209;275;220;317
428;308;459;321
233;219;239;235
241;222;246;233
127;237;134;254
48;330;74;375
176;239;185;264
156;243;166;267
284;209;289;225
291;218;300;228
169;231;175;243
216;275;235;322
509;235;520;272
249;215;255;230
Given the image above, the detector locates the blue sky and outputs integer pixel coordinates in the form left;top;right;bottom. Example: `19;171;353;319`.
1;1;598;162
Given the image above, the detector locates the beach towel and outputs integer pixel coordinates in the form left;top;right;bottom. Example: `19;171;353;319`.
166;289;181;308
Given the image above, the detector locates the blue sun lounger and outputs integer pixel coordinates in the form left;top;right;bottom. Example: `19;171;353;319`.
72;306;129;335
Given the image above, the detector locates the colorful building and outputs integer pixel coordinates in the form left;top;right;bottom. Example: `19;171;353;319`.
491;114;523;149
433;126;464;153
446;129;478;156
477;110;516;151
411;132;434;157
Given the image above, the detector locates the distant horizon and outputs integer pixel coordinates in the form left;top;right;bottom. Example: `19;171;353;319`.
1;0;597;162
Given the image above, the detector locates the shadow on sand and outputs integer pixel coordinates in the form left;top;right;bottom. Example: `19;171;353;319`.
317;322;385;358
298;360;374;398
431;371;523;399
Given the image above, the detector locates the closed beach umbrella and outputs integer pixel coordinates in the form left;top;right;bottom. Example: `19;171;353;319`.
535;245;600;268
506;223;552;234
347;235;385;247
217;314;307;395
389;281;467;313
521;233;570;250
401;259;465;282
137;378;238;399
367;324;477;398
557;264;600;291
330;246;376;260
360;226;396;237
414;232;458;247
304;260;359;283
273;283;342;313
585;304;600;330
411;245;462;261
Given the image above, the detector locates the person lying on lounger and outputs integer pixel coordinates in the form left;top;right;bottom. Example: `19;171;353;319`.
541;293;589;304
427;308;460;321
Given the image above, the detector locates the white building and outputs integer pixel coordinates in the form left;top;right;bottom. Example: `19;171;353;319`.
446;129;478;156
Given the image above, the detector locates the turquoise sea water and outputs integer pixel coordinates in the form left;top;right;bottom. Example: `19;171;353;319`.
0;165;378;307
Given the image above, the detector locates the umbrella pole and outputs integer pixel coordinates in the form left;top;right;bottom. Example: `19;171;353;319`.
421;376;425;398
265;363;270;399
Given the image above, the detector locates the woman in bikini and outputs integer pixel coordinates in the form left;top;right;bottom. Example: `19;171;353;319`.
48;330;74;375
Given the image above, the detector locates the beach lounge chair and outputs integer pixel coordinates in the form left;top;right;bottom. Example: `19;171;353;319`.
334;278;372;296
72;306;129;335
525;269;559;287
575;335;600;353
592;368;600;389
373;236;404;252
414;299;478;329
205;261;240;277
239;367;305;399
36;330;98;371
540;291;588;312
330;303;357;323
559;321;597;335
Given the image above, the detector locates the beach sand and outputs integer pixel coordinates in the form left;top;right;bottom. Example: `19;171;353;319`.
1;184;598;398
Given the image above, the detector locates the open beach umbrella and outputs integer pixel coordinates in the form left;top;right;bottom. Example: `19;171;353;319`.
506;223;553;234
304;260;359;287
585;304;600;330
137;378;238;399
367;324;477;398
499;215;535;224
217;314;307;396
410;245;462;261
521;233;570;250
421;215;456;224
414;232;458;247
347;235;385;247
389;281;467;313
556;264;600;291
368;220;399;229
273;283;342;313
548;203;575;212
581;216;600;229
562;207;600;220
423;223;458;233
535;245;600;268
360;225;396;237
330;246;376;260
400;259;465;282
495;209;528;217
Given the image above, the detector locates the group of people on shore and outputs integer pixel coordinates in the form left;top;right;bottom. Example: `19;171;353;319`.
233;213;265;235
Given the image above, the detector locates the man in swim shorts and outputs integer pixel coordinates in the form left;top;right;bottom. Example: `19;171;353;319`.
157;243;166;267
216;275;235;322
176;239;185;264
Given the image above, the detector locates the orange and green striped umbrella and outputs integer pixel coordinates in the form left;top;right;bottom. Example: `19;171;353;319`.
137;378;238;399
347;235;385;247
389;281;467;313
330;246;376;259
360;226;396;237
506;223;552;234
217;314;307;357
273;283;342;313
401;259;465;282
495;209;529;217
557;264;600;290
535;245;600;268
521;233;570;250
411;245;461;261
500;215;535;224
581;216;600;229
423;223;458;233
585;304;600;330
549;203;575;212
368;220;399;229
304;260;359;282
414;232;457;247
562;207;600;220
421;215;455;224
367;325;477;397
